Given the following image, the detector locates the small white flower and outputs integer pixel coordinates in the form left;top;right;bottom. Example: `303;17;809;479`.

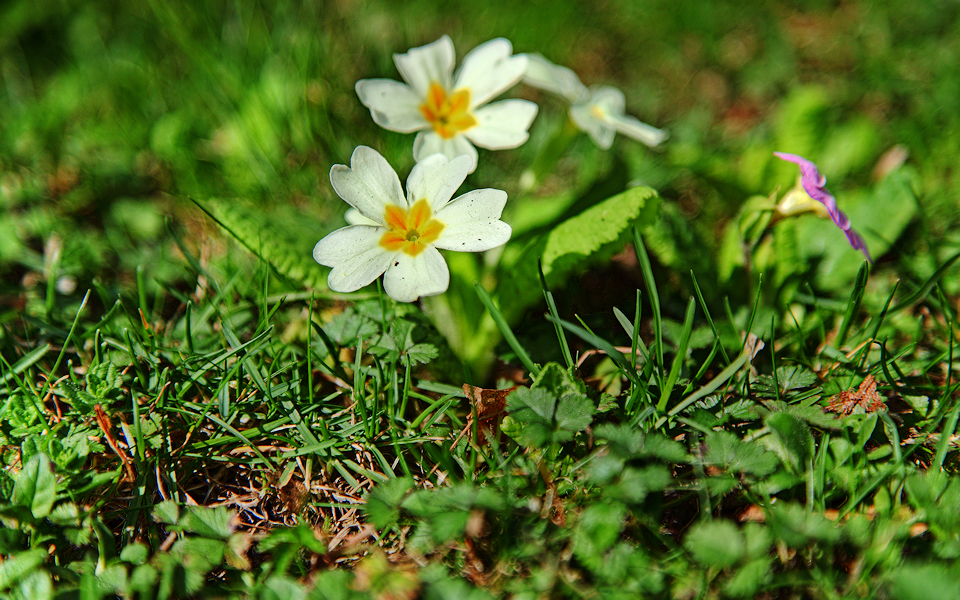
355;35;538;173
314;146;512;302
522;53;667;150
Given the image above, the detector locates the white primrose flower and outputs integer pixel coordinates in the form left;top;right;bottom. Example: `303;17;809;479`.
522;53;667;150
355;35;538;173
313;146;512;302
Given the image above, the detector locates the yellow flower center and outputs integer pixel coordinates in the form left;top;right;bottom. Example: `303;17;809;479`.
590;104;608;120
379;198;445;257
419;82;477;140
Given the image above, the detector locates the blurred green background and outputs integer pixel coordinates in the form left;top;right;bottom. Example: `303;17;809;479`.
2;0;959;313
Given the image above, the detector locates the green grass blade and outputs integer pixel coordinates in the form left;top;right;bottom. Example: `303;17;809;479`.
691;271;730;363
539;260;574;370
658;297;695;413
546;314;639;385
633;227;663;375
475;282;540;378
837;261;870;347
889;249;960;314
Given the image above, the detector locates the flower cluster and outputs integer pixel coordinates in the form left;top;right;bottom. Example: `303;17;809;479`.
774;152;871;263
316;36;666;302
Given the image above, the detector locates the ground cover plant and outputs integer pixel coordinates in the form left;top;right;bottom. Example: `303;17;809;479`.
3;0;960;598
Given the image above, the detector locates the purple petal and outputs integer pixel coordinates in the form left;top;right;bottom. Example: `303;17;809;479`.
774;152;872;263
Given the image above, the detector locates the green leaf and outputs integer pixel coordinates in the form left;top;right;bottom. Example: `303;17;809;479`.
702;431;779;476
774;366;818;391
0;549;46;591
196;198;327;289
769;502;842;547
497;186;659;322
608;465;672;503
364;477;414;529
86;361;122;399
722;557;772;597
152;499;180;525
764;412;815;471
683;520;745;569
575;502;627;558
179;505;236;540
12;454;56;520
15;569;52;600
593;423;689;463
170;537;226;573
258;523;327;556
532;362;583;398
887;563;960;600
554;394;595;434
506;387;594;447
120;542;151;565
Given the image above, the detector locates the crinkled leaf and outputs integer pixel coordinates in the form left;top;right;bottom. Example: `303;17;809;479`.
532;362;584;398
86;361;122;399
323;306;379;345
553;394;594;435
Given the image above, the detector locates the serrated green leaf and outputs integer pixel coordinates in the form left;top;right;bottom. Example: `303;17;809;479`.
531;362;583;398
497;186;659;322
553;394;594;434
364;477;414;529
765;412;814;470
197;198;327;288
722;557;772;597
12;453;56;520
576;503;627;556
684;520;745;569
180;505;236;540
703;431;779;476
120;542;151;565
404;343;438;366
773;366;819;391
506;387;594;447
0;548;46;590
769;502;842;546
593;423;690;463
170;536;226;572
152;499;179;525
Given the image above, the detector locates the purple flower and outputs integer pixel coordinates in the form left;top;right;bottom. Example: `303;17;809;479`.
774;152;872;263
